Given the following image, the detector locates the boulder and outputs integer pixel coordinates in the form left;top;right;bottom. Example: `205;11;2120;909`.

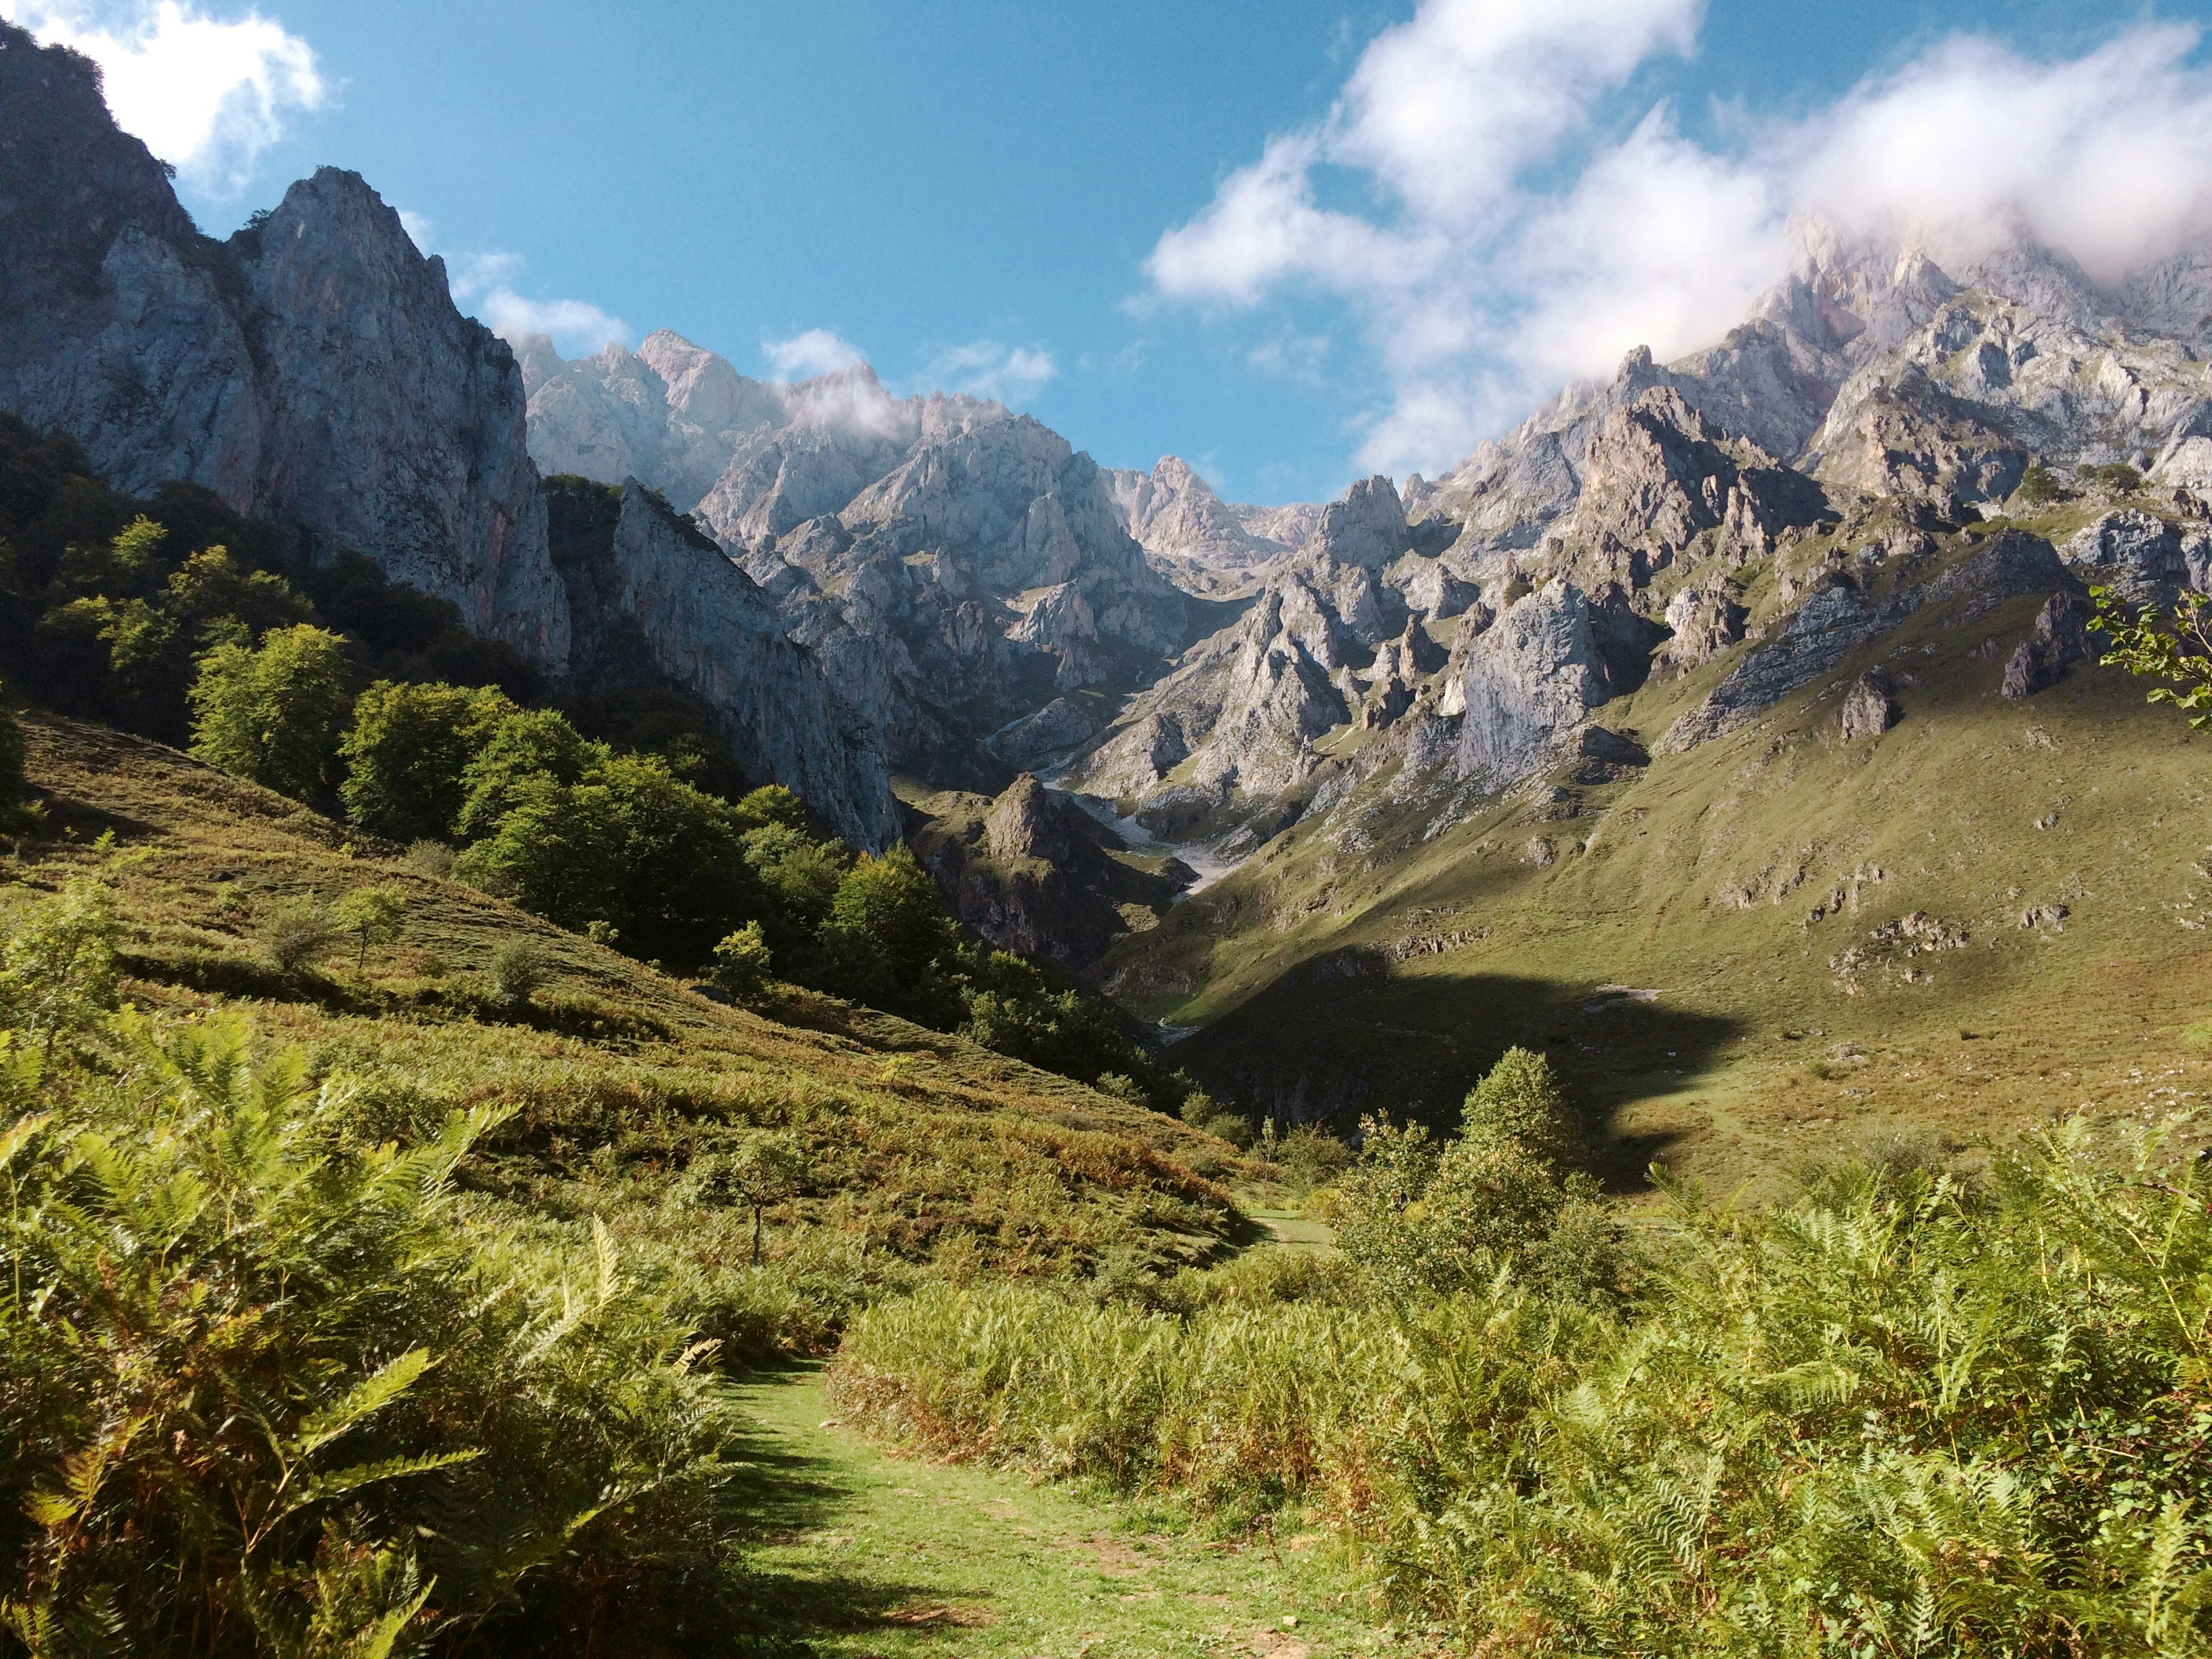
2002;590;2093;698
1839;670;1901;740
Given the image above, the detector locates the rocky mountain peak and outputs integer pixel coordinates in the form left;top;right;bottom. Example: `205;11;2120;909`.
0;33;568;667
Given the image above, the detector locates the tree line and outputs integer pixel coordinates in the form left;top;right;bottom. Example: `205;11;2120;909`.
0;417;1200;1115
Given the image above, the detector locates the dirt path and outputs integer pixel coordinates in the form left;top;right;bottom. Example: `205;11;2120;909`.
724;1366;1408;1658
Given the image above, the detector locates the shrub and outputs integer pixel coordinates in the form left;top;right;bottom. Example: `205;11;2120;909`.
0;868;119;1058
256;897;333;976
333;882;408;972
1179;1088;1255;1149
488;937;548;1007
403;838;456;878
834;1121;2212;1656
694;1131;809;1265
0;1011;743;1653
708;920;773;999
1275;1123;1352;1189
188;623;352;802
2014;460;2060;504
1332;1046;1618;1296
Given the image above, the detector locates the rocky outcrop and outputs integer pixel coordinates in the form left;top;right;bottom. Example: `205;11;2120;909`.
908;775;1192;971
1839;670;1900;740
1551;388;1833;590
1106;455;1300;595
2003;590;2093;698
553;478;899;846
0;24;567;666
533;329;1199;783
1449;580;1655;786
1661;531;2070;752
2060;511;2211;610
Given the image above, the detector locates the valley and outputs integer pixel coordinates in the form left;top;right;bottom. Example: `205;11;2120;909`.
12;9;2212;1654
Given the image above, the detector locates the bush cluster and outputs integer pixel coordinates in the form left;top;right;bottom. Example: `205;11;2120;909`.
832;1048;2212;1656
0;882;747;1654
0;422;1195;1114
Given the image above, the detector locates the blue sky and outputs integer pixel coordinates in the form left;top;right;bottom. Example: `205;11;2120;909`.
13;1;2212;504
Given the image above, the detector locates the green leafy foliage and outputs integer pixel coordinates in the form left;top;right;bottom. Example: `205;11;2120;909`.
0;866;120;1059
1330;1046;1621;1297
2081;461;2146;492
818;846;966;1026
2013;460;2060;504
188;624;352;802
707;922;773;1000
837;1119;2212;1656
257;897;335;977
487;938;547;1008
2093;583;2212;729
338;681;515;843
333;884;407;972
0;1001;745;1654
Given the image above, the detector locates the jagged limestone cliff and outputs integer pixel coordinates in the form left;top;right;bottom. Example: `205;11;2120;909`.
0;22;566;665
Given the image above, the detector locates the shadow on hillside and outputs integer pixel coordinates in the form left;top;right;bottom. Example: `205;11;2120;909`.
720;1366;981;1654
1181;968;1746;1193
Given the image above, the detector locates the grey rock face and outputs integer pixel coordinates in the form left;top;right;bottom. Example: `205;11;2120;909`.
1660;531;2070;752
1105;455;1303;595
1451;580;1623;787
1839;670;1900;740
533;331;1193;781
986;697;1101;771
2060;511;2209;610
2003;591;2092;699
0;28;567;666
1656;585;1748;675
591;483;899;846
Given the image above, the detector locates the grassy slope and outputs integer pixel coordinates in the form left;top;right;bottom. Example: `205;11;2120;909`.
1111;521;2212;1197
12;711;1250;1282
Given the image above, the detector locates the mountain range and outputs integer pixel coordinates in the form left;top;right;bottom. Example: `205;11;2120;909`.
8;16;2212;1181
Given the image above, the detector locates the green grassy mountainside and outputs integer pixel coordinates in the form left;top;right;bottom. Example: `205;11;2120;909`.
1113;514;2212;1197
14;710;1249;1292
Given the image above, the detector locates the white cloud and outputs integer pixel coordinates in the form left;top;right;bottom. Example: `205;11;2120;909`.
762;328;868;381
1147;4;2212;477
405;213;629;356
8;0;327;194
474;291;630;353
922;340;1057;405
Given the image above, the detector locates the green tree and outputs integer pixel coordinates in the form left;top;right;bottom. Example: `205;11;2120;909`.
705;1132;809;1265
819;845;965;1025
742;825;849;943
708;921;774;1000
333;883;408;972
2014;462;2060;505
596;751;759;968
0;867;120;1059
958;951;1158;1094
455;775;625;930
339;680;514;843
487;937;548;1006
2092;584;2212;729
188;623;352;802
1461;1044;1584;1171
731;784;811;834
453;708;599;841
1332;1047;1612;1296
